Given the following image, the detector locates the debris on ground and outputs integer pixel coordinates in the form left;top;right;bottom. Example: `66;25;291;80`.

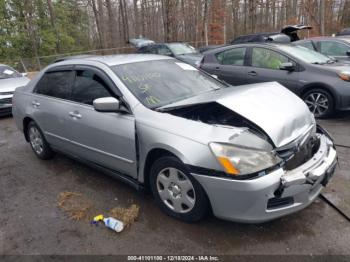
57;191;95;221
108;204;140;228
57;192;140;230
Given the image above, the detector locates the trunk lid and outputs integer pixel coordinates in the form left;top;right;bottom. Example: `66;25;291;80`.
159;82;315;147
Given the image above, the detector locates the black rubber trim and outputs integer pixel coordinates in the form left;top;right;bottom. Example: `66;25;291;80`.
186;163;282;181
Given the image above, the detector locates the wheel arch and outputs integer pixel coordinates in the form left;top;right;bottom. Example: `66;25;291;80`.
300;82;337;104
141;147;187;190
23;116;34;142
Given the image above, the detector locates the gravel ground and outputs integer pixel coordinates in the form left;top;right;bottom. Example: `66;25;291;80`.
0;114;350;256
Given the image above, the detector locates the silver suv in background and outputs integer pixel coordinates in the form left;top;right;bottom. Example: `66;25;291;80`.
12;55;337;223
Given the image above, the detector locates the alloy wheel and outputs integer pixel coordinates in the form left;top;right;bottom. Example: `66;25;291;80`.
29;126;44;155
304;92;329;117
156;167;196;213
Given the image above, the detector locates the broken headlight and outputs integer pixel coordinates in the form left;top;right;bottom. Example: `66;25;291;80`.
209;142;282;177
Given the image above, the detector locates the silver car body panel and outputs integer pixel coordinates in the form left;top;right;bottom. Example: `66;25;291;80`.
12;55;336;223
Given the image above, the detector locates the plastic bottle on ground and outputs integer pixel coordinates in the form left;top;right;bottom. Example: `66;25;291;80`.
103;217;124;233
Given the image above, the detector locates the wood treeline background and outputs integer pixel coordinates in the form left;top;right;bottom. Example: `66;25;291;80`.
1;0;350;60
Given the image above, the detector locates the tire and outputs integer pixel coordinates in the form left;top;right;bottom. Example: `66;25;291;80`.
27;121;55;160
149;156;210;222
302;89;334;118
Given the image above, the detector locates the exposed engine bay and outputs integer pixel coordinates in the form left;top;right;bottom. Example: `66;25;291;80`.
165;102;271;144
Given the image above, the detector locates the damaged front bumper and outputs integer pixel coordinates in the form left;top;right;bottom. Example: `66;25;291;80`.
192;133;337;223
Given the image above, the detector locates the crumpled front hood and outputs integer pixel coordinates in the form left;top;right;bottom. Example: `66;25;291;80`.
0;77;30;92
160;82;315;147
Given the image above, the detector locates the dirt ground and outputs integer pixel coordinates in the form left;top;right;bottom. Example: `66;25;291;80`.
0;113;350;256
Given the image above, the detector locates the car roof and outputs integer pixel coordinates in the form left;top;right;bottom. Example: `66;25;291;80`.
54;54;173;67
297;37;350;43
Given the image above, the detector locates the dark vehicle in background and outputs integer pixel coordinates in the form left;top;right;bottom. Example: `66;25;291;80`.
136;42;203;67
231;25;312;44
0;64;30;116
200;43;350;118
295;37;350;62
336;28;350;36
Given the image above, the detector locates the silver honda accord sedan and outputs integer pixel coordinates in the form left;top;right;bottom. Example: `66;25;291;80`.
12;55;337;223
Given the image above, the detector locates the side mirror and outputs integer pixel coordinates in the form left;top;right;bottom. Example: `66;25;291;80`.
93;97;120;112
280;62;295;71
346;51;350;57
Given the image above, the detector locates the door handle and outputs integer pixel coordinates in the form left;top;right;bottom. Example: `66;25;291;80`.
69;111;82;119
215;66;220;70
247;71;257;76
32;101;40;107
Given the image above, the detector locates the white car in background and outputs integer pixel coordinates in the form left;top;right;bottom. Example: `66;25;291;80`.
0;64;30;116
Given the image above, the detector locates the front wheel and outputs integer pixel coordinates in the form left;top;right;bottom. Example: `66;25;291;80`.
150;156;210;222
302;89;334;118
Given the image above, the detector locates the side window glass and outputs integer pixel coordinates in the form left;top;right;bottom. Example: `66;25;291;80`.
157;46;172;55
149;46;158;54
35;71;74;100
71;70;112;105
252;48;289;70
222;48;246;65
320;41;349;56
215;52;224;63
298;41;314;50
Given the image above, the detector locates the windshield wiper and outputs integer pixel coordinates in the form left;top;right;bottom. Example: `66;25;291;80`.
326;59;336;64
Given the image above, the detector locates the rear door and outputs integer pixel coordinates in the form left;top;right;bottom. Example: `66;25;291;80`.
209;47;248;85
31;67;75;150
65;66;137;177
246;47;300;93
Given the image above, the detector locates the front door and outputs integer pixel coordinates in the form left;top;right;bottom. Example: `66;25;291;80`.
246;47;300;93
65;68;137;178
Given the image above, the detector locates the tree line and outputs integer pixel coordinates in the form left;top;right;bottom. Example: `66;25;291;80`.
1;0;350;61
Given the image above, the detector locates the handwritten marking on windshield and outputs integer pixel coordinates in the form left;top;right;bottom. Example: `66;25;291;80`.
146;96;161;105
122;72;161;84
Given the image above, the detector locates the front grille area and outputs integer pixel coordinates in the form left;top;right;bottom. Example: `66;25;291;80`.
267;196;294;210
0;91;14;96
0;97;12;105
277;135;320;171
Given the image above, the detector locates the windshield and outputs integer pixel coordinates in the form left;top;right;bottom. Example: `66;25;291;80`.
167;43;197;55
112;60;226;108
0;65;22;79
280;45;331;64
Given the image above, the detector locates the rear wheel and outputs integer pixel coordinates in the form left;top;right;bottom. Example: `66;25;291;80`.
27;121;55;160
302;89;334;118
150;156;210;222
